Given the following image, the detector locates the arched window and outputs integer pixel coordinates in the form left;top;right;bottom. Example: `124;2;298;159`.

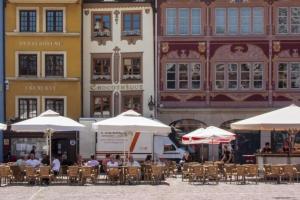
219;119;241;130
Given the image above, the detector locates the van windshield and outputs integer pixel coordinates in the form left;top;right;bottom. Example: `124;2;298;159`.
164;144;176;152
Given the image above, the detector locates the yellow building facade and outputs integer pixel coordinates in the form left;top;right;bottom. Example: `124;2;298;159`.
5;0;82;121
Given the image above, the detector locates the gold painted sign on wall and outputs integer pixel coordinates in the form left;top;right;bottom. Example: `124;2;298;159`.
25;85;56;92
19;41;63;47
90;84;143;91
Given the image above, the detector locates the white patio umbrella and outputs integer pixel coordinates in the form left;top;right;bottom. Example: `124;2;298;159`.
11;110;85;163
182;126;235;161
0;123;7;130
231;104;300;153
92;110;171;161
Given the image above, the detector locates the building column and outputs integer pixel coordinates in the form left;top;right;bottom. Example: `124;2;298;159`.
261;131;271;149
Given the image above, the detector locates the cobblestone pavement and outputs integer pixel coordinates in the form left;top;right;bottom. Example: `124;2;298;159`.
1;178;300;200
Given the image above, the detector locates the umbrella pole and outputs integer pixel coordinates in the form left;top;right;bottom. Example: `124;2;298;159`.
201;144;204;164
49;131;52;165
212;138;214;162
123;133;126;164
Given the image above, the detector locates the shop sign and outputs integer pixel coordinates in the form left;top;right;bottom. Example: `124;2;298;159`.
19;41;63;47
25;85;56;92
90;84;143;91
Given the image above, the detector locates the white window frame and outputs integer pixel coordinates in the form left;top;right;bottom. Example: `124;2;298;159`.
214;62;264;90
42;96;67;116
215;7;264;35
191;8;202;35
165;63;202;90
16;7;39;32
43;7;66;33
277;62;300;89
15;51;40;77
15;96;40;119
277;7;289;34
41;51;67;78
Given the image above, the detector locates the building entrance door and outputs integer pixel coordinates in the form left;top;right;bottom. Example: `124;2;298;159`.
52;138;76;165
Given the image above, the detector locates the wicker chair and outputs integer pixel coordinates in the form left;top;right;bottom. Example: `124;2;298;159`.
181;163;190;182
10;165;24;183
0;165;13;186
39;166;53;185
205;165;219;184
235;165;246;184
80;166;97;185
189;165;205;184
125;167;141;184
150;165;164;185
106;168;120;184
224;164;236;184
295;164;300;182
265;165;283;184
67;166;80;184
24;166;38;184
282;165;297;183
245;165;259;184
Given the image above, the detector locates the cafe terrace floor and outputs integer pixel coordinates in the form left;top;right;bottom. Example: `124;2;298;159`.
1;178;300;200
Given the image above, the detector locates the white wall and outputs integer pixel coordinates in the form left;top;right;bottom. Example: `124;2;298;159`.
83;5;155;118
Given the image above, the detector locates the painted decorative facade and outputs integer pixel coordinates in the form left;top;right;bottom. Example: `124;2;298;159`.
4;0;82;162
83;0;155;118
156;0;300;160
5;0;82;121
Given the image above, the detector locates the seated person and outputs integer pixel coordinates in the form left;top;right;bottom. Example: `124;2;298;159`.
25;153;41;168
107;157;119;168
261;142;272;153
86;155;100;168
115;154;123;166
41;154;50;166
221;145;232;163
52;155;61;176
15;156;26;166
144;154;152;164
283;138;291;153
102;154;111;172
126;156;141;168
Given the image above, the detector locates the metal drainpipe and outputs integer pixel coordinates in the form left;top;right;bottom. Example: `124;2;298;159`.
154;0;158;119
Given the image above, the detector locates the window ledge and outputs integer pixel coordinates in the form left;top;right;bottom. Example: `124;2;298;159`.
121;35;143;45
7;77;80;81
6;32;80;37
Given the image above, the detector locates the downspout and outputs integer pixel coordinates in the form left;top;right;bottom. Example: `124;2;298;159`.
154;0;158;119
80;0;84;118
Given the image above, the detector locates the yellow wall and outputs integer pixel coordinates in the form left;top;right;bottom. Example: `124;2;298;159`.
5;2;82;120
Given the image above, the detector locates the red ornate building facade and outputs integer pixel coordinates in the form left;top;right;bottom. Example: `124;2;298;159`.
156;0;300;159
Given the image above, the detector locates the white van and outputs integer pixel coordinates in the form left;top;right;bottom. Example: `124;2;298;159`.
79;118;185;162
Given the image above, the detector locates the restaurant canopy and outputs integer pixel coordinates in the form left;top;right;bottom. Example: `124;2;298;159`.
92;110;171;135
231;104;300;131
182;126;235;145
11;110;85;132
0;123;6;130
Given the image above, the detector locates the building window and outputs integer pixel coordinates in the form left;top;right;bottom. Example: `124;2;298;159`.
122;12;141;36
45;54;64;77
122;57;142;81
92;57;111;82
45;98;64;116
166;8;201;35
278;7;300;34
166;63;201;90
18;98;37;119
18;54;37;76
214;63;264;90
92;96;111;117
179;8;189;35
278;63;300;89
46;10;63;32
92;13;111;38
215;7;264;35
19;10;36;32
123;95;142;113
